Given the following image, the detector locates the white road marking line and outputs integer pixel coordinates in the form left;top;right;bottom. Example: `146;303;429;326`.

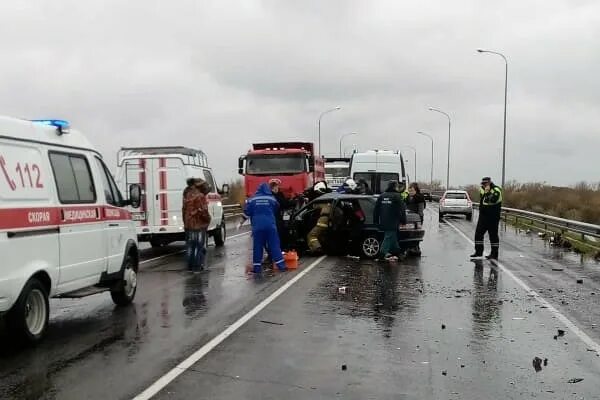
445;218;600;354
139;231;251;265
132;255;328;400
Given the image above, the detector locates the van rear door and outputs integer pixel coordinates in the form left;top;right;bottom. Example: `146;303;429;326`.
0;140;59;309
152;158;186;229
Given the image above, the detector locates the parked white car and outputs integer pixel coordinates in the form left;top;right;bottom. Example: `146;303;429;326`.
0;117;142;343
439;190;473;222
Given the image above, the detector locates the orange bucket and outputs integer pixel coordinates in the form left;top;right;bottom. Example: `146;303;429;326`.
284;251;299;269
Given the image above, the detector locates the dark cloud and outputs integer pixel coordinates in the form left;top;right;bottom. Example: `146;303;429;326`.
0;0;598;186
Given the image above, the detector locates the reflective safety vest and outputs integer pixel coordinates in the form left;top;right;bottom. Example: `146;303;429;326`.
480;186;503;206
401;190;409;202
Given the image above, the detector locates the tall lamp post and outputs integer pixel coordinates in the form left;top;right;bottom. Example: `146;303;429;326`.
477;48;508;188
416;131;434;186
339;132;358;157
428;107;451;190
317;106;341;156
402;145;417;183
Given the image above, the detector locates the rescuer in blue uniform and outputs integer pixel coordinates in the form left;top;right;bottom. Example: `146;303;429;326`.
471;177;503;260
244;183;286;273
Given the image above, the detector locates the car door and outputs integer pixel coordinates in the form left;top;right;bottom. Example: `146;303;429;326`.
95;157;129;275
49;152;106;293
202;169;221;231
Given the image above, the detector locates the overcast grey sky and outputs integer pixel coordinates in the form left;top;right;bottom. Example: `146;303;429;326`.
1;0;598;186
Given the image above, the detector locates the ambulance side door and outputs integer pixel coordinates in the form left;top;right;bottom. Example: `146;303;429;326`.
49;151;106;293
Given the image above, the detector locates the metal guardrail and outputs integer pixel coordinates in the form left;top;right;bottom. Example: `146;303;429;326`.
471;204;600;240
223;204;243;219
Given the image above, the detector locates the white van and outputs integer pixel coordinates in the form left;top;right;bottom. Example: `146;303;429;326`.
0;117;142;343
349;150;407;194
116;147;229;248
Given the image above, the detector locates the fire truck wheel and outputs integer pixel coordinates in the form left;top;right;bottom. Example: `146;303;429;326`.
214;221;226;247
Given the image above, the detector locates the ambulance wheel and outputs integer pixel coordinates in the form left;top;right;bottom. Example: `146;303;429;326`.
7;278;49;344
214;221;226;247
361;235;381;259
110;257;138;306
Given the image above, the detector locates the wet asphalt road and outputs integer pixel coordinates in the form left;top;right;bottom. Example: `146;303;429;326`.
1;210;600;399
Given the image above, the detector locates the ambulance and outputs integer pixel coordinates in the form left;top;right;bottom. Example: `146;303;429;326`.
115;147;229;248
0;116;142;343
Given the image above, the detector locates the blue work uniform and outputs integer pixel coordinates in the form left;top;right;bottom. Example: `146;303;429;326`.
244;183;286;273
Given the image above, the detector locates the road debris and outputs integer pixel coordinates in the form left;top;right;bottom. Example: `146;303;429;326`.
544;358;548;366
576;279;584;284
341;364;347;371
552;268;564;272
558;329;565;337
442;370;447;376
532;357;543;372
259;320;284;326
568;378;583;384
442;324;446;330
338;286;347;294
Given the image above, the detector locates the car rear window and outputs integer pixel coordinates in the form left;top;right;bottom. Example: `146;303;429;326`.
445;192;467;199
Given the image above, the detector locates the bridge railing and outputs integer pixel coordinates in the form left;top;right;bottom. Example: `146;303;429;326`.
223;204;244;219
471;204;600;242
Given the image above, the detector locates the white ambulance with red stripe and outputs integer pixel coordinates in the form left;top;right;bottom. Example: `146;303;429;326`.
0;116;143;343
116;147;229;248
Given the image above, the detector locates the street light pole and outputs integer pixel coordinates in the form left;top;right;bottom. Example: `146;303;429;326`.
417;131;434;186
317;106;341;157
477;49;508;188
403;145;417;183
339;132;358;157
428;107;451;190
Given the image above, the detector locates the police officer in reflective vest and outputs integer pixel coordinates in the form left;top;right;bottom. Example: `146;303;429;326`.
471;177;503;260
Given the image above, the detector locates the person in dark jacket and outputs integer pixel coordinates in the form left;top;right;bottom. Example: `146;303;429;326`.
357;179;373;195
269;179;295;250
373;180;407;261
471;177;503;260
244;183;286;273
407;182;426;223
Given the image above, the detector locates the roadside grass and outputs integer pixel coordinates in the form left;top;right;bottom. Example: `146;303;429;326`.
466;181;600;225
502;214;600;257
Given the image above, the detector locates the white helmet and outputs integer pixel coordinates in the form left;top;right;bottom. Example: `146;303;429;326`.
314;181;327;193
344;178;357;191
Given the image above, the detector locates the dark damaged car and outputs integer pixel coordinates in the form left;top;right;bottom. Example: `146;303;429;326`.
285;192;425;258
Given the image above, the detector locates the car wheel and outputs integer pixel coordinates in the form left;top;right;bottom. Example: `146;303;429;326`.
7;278;50;344
361;235;381;259
466;213;473;221
110;257;138;306
214;221;226;247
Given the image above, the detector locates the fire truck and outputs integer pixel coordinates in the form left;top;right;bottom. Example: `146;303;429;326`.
238;142;325;199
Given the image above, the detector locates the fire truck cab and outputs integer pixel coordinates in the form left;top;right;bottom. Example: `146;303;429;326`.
116;147;229;248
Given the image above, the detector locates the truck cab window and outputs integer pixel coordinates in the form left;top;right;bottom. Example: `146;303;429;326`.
203;170;217;193
95;157;123;206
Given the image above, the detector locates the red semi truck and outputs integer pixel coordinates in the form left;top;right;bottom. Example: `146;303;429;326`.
238;142;325;199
